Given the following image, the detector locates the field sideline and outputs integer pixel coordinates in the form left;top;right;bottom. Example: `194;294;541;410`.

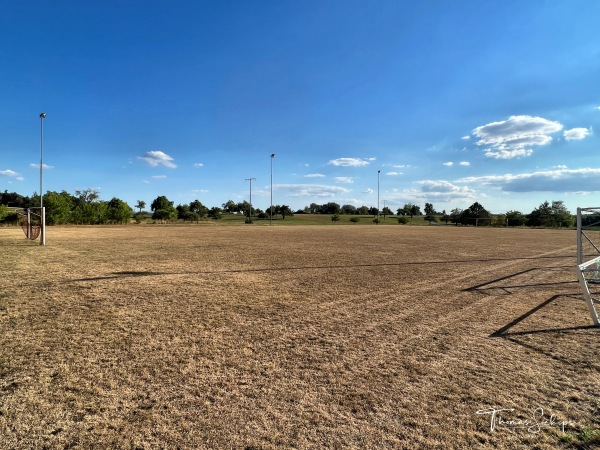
1;225;598;449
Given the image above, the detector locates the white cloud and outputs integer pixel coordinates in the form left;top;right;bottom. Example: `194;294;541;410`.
415;180;476;201
0;169;20;177
328;157;370;167
393;164;410;168
138;150;177;168
363;188;374;194
277;184;350;197
194;163;204;167
485;148;533;159
304;173;325;178
457;167;600;192
473;115;563;159
420;180;475;194
563;127;590;141
151;175;167;179
386;171;402;176
335;177;354;183
30;163;53;169
461;135;471;140
443;162;453;167
459;161;470;166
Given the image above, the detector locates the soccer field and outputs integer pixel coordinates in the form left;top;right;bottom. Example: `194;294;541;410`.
1;225;598;449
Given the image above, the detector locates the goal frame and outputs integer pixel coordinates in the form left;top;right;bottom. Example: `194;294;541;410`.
576;256;600;327
576;207;600;327
577;207;600;265
17;207;46;245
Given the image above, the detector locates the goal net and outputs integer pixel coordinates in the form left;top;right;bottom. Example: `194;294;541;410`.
17;207;45;243
576;207;600;327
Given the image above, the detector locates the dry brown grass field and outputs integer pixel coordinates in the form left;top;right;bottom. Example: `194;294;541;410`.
1;224;599;449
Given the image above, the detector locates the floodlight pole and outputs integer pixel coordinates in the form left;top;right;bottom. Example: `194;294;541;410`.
377;170;381;223
270;153;275;226
39;113;46;246
245;178;256;222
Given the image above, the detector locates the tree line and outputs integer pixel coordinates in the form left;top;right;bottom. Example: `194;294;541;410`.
0;189;577;228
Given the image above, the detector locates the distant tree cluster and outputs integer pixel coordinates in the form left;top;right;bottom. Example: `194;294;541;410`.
0;189;133;225
0;189;576;228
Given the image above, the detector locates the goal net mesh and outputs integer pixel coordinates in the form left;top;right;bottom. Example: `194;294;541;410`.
18;209;42;241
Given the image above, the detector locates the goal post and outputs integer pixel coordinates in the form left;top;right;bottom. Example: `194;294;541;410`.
576;207;600;327
576;256;600;327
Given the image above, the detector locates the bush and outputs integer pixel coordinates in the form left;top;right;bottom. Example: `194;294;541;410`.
397;216;409;224
349;217;360;224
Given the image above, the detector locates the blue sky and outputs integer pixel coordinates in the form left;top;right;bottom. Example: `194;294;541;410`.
1;0;599;214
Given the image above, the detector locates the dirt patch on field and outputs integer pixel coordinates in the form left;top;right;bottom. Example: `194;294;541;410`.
1;225;598;449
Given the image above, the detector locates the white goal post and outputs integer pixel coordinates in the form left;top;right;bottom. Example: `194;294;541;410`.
576;256;600;327
576;207;600;327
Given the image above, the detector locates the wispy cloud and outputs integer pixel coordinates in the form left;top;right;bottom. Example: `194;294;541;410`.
30;163;53;169
457;167;600;192
443;162;453;167
386;171;402;176
151;175;167;179
194;162;204;167
473;115;563;159
1;169;20;177
304;173;325;178
138;150;177;168
415;180;476;200
459;161;470;166
363;188;374;194
335;177;354;183
461;135;470;140
563;127;590;141
328;157;370;167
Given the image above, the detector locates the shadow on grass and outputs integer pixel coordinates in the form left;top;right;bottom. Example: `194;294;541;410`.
490;294;599;369
463;267;577;295
65;256;574;283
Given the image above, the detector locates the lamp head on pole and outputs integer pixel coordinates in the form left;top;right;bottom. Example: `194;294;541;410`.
271;153;275;158
40;113;47;119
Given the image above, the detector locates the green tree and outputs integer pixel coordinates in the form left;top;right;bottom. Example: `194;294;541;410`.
341;204;357;215
382;206;393;218
107;197;133;224
135;200;146;213
278;205;293;219
322;202;341;214
356;206;369;215
331;214;340;223
450;208;463;226
151;195;177;222
527;200;572;228
189;200;208;219
460;202;490;225
209;207;223;220
0;204;8;221
72;189;108;224
44;191;74;225
424;203;436;224
222;200;237;214
506;210;526;227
